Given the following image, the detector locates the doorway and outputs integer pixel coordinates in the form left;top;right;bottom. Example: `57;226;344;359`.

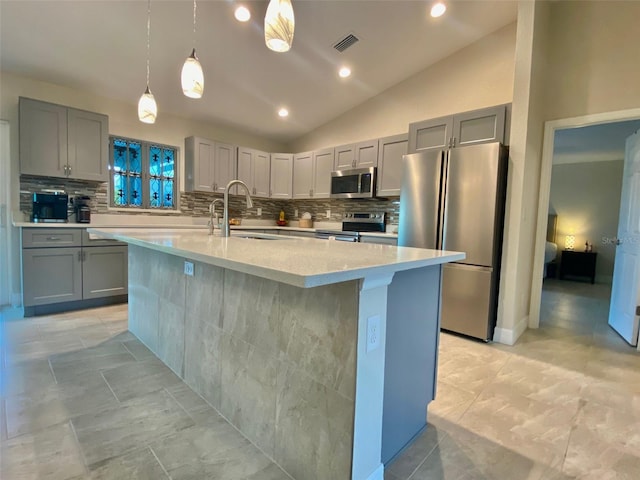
529;108;640;350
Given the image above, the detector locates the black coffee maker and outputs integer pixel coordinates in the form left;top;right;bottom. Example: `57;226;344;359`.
74;196;91;223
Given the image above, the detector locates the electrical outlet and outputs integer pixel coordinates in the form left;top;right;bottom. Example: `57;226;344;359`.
257;207;262;216
294;208;299;218
184;261;194;276
366;315;381;353
326;209;331;219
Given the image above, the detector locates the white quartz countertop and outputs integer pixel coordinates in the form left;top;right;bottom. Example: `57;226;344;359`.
88;227;463;288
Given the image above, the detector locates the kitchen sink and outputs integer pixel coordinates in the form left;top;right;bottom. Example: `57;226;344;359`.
232;234;282;240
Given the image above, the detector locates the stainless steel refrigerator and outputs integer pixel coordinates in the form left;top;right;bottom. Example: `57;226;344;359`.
398;142;508;341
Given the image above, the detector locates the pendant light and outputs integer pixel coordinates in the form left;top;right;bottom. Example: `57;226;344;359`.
181;0;204;98
138;0;157;124
264;0;295;53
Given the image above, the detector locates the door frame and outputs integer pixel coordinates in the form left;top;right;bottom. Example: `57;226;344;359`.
0;120;11;306
529;107;640;328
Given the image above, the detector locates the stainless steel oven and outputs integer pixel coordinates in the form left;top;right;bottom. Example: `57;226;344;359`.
314;212;386;242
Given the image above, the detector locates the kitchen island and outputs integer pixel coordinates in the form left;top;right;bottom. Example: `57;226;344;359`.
88;227;463;480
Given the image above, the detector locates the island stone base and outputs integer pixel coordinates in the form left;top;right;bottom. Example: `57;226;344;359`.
128;245;360;479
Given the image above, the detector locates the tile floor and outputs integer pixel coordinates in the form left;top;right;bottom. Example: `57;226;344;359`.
1;278;639;479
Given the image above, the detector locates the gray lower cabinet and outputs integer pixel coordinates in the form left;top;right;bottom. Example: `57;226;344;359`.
82;246;128;299
22;247;83;306
22;228;127;311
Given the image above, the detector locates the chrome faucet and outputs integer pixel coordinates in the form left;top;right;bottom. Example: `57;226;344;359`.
208;198;223;235
222;180;253;237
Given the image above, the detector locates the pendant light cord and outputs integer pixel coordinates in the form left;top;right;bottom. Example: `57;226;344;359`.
192;0;197;50
146;0;151;87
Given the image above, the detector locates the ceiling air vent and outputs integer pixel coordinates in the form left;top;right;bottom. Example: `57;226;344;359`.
333;33;359;53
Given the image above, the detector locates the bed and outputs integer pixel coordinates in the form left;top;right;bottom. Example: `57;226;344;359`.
544;214;559;278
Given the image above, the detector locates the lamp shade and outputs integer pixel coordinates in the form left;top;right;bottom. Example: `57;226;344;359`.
138;86;157;124
265;0;294;52
565;235;575;250
181;49;204;98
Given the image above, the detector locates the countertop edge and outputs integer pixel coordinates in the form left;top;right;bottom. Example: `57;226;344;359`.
89;228;462;288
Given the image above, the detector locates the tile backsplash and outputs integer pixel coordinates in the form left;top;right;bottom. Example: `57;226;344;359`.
20;175;400;225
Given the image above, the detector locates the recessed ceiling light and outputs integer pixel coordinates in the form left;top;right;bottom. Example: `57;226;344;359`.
430;2;446;18
234;6;251;22
278;108;289;118
338;66;352;78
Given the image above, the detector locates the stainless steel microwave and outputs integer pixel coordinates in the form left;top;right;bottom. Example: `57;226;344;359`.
330;167;377;199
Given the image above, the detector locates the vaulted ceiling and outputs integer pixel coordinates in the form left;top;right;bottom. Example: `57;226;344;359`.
0;1;518;142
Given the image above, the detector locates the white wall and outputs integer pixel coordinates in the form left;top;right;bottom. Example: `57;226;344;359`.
0;71;287;305
545;1;640;121
289;23;516;152
549;159;624;283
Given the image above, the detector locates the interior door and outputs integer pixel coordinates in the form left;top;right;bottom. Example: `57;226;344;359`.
608;131;640;346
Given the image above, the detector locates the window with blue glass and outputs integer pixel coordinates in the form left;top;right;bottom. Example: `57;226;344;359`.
109;137;178;210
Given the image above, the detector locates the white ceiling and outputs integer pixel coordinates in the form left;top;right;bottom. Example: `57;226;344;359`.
0;0;517;143
553;120;640;165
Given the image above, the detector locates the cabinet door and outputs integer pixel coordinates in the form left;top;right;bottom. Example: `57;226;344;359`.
22;247;82;306
67;108;109;181
82;246;128;299
408;115;453;154
452;105;506;147
213;142;237;193
19;97;68;178
236;147;253;193
355;140;379;167
270;153;293;199
377;134;408;197
185;136;215;192
313;148;335;198
253;150;271;198
293;152;313;199
334;144;355;170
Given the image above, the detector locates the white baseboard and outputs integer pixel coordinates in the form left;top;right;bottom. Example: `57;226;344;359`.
493;315;528;345
366;464;384;480
11;292;22;308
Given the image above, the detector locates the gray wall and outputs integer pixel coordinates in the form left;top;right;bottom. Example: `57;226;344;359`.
549;159;624;283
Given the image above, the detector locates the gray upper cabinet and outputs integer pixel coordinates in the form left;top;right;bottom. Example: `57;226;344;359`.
452;105;506;148
270;153;293;199
408;104;508;154
313;148;334;198
185;136;236;193
292;148;333;199
19;97;108;181
67;108;109;181
408;115;453;154
377;133;408;197
292;152;313;199
237;147;270;198
334;140;378;169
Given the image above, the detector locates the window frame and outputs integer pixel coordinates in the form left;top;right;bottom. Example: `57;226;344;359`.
108;136;180;210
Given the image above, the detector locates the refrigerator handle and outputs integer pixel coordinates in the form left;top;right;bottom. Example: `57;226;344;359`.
438;151;449;250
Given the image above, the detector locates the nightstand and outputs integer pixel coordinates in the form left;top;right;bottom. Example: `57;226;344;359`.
560;250;597;284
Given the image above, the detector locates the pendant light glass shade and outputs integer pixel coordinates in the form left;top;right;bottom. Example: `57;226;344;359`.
139;0;157;124
265;0;294;52
138;86;157;124
181;48;204;98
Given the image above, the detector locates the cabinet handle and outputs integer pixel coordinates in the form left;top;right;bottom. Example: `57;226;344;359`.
46;236;60;241
77;251;82;261
67;165;72;176
451;137;456;148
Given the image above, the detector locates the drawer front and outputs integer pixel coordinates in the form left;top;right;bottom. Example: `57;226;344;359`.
81;229;125;247
22;228;82;248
